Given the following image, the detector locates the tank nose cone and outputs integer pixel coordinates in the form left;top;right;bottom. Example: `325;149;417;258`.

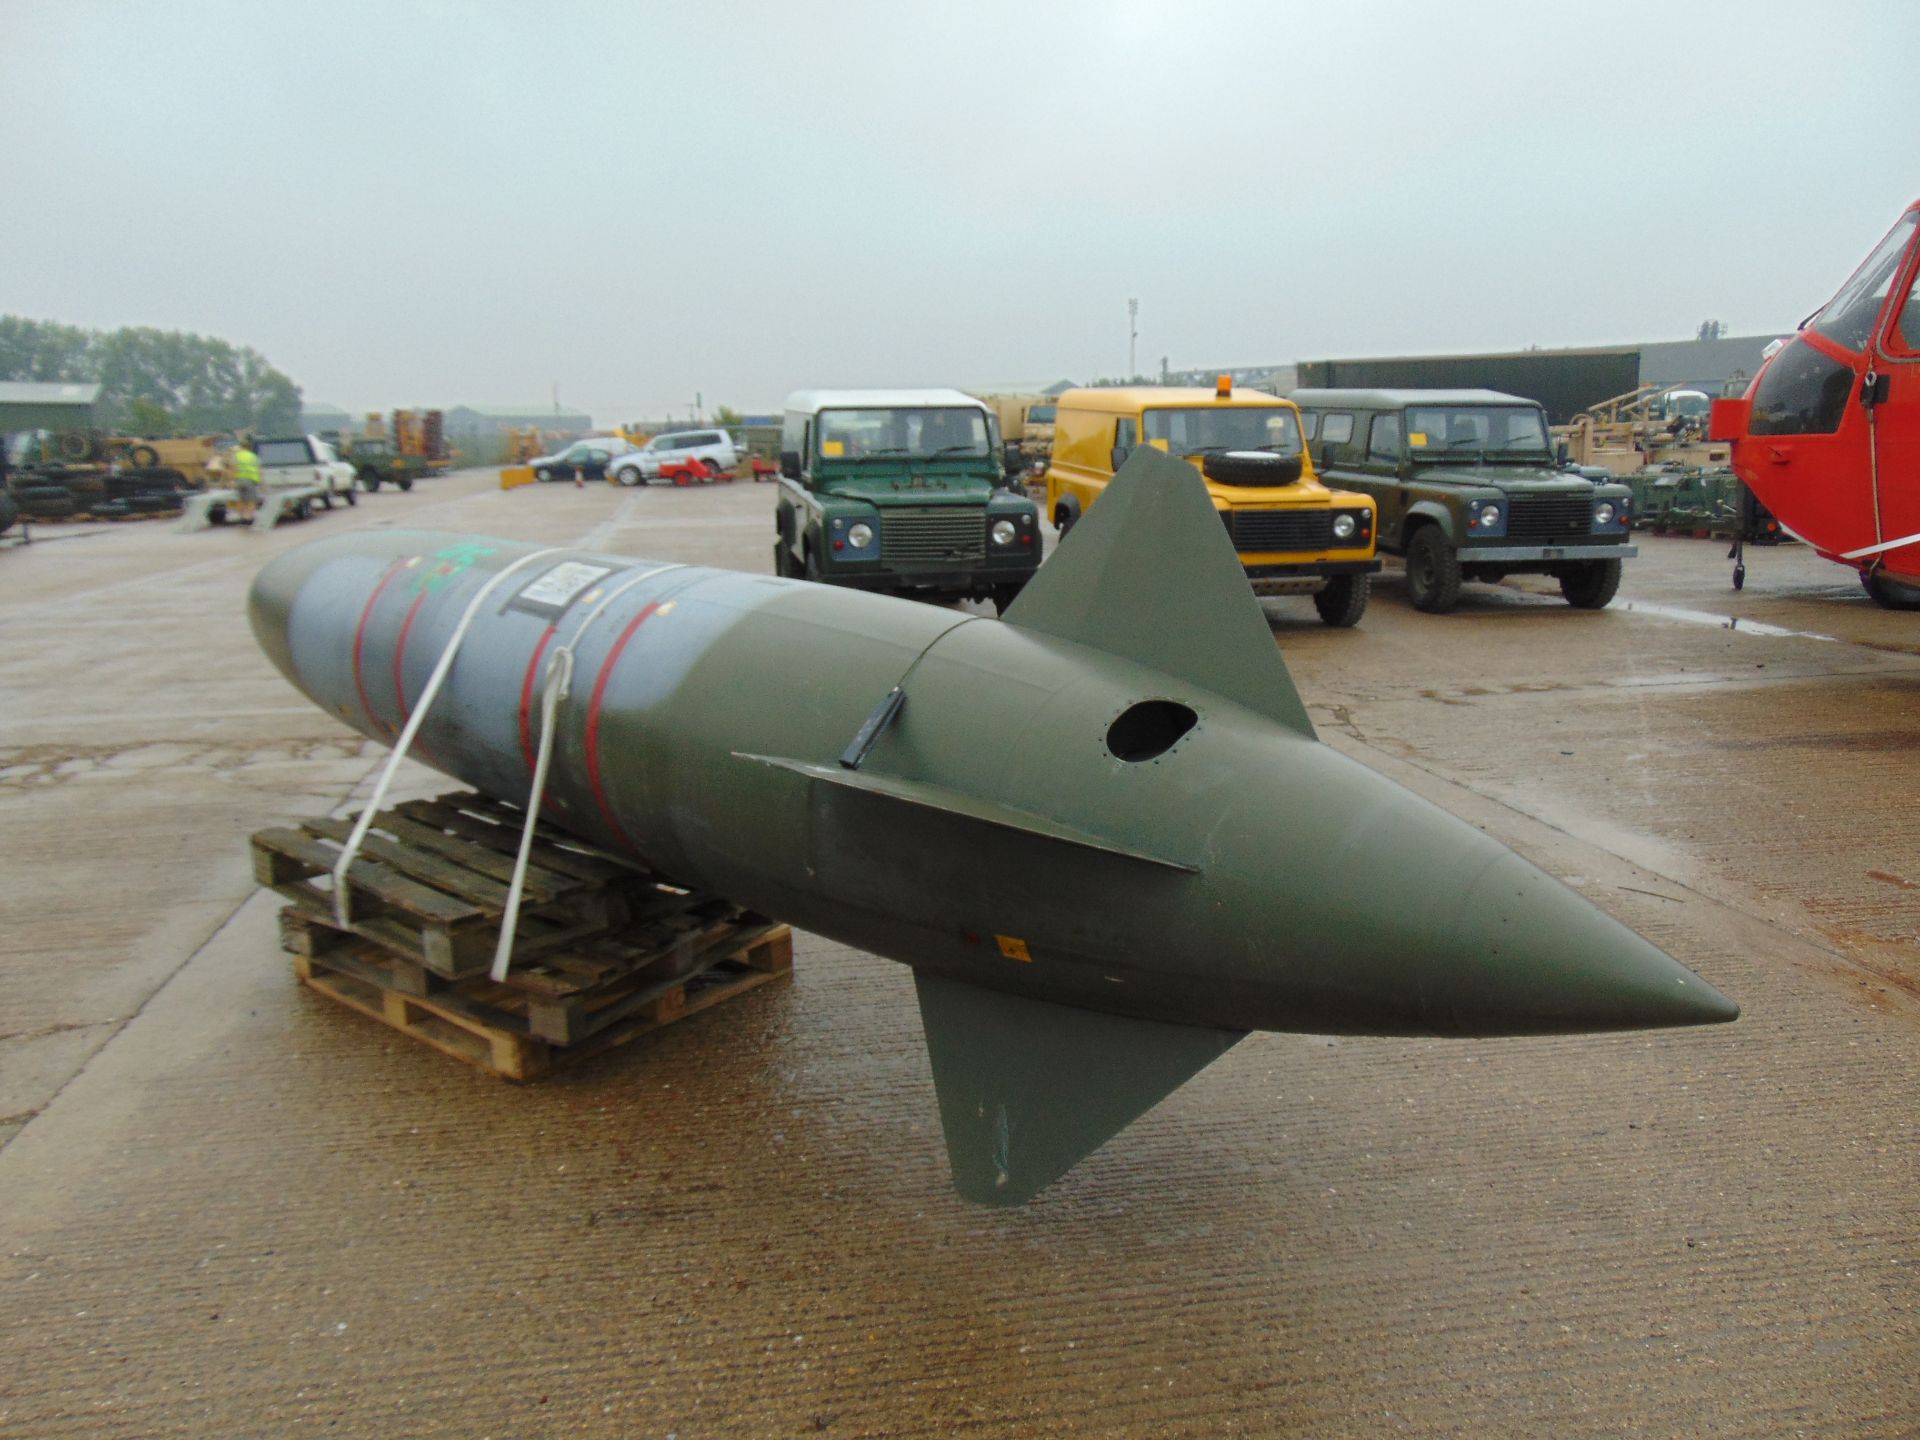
1444;852;1738;1034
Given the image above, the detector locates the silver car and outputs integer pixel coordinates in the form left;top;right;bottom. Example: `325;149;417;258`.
611;428;743;485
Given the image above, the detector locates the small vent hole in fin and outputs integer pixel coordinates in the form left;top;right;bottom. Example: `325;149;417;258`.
1106;700;1197;762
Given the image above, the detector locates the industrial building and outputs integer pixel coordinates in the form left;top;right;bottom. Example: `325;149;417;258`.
0;380;100;435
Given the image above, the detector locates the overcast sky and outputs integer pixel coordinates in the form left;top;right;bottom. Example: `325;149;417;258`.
6;0;1916;422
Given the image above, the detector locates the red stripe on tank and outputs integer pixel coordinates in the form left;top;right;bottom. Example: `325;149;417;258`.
518;623;558;775
584;603;659;848
392;590;431;722
351;562;406;734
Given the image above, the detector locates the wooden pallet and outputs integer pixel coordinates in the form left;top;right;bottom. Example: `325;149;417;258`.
294;925;792;1082
260;790;794;1080
251;794;673;978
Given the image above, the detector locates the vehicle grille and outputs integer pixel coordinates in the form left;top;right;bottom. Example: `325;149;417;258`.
881;507;985;563
1506;495;1594;542
1224;509;1334;552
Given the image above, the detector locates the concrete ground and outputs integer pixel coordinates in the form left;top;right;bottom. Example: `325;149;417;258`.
1;471;1915;1438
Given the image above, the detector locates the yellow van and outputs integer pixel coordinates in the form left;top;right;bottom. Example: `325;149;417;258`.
1045;380;1380;626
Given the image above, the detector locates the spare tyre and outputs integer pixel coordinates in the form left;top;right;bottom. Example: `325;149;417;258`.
23;495;76;517
127;444;161;468
1200;449;1304;486
56;431;93;461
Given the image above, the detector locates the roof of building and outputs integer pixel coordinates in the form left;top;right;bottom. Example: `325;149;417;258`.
0;381;102;406
1290;388;1534;409
783;388;991;413
446;404;593;420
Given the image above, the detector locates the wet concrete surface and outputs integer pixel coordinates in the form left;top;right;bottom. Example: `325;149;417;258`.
1;473;1915;1436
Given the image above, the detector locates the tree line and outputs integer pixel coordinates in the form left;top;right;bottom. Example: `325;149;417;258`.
0;316;302;436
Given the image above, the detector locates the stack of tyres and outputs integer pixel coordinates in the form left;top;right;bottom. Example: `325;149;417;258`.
8;477;77;519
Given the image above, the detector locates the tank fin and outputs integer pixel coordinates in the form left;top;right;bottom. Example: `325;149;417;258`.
1001;446;1317;738
734;753;1197;872
913;971;1245;1205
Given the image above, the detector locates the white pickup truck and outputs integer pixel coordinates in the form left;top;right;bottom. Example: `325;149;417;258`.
256;434;358;508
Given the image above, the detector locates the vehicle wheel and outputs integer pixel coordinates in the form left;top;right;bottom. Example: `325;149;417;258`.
128;443;160;468
209;504;227;526
773;541;797;577
1053;503;1076;542
803;543;823;584
1404;526;1462;613
399;476;413;492
991;584;1023;616
1861;569;1920;610
535;466;554;483
320;492;334;510
1313;572;1369;627
1560;558;1622;609
344;485;357;506
360;470;382;492
616;465;642;487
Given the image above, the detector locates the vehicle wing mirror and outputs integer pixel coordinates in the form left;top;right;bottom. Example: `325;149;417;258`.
779;449;802;480
1002;440;1024;476
1555;440;1570;465
1863;371;1893;407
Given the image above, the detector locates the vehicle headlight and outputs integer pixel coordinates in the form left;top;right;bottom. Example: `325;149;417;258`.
848;522;874;549
1332;513;1356;541
991;519;1017;546
1595;502;1616;525
1478;503;1501;527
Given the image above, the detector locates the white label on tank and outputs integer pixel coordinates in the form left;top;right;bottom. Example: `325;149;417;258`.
519;561;614;610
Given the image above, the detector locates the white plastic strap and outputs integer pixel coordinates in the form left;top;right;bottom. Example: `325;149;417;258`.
1841;528;1920;560
489;563;685;981
330;546;568;927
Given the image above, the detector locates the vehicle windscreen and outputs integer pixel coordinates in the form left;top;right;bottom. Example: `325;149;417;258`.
1027;404;1056;424
1405;406;1550;462
816;408;989;459
1142;406;1301;456
256;440;311;466
1808;209;1917;352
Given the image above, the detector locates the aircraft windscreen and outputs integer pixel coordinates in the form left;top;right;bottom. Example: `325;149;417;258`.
1143;406;1301;455
1808;209;1917;352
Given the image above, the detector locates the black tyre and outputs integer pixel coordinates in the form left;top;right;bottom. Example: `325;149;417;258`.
1861;569;1920;610
360;469;382;492
319;491;334;510
1405;526;1462;613
1313;572;1370;627
25;495;76;517
398;476;413;492
803;543;824;584
535;466;554;483
1054;501;1077;542
57;430;92;461
128;444;160;468
1560;558;1622;609
991;583;1023;616
343;485;356;507
615;465;644;487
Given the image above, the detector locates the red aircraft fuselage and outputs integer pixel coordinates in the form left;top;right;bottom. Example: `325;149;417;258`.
1712;200;1920;607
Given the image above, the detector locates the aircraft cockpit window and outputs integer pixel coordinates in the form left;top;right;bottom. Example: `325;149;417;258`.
1890;270;1920;355
1808;210;1917;352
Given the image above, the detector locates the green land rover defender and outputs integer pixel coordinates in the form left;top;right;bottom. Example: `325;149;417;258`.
774;389;1041;614
1292;388;1637;613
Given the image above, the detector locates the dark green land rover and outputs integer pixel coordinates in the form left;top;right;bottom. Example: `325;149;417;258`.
1291;388;1637;613
774;388;1041;614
